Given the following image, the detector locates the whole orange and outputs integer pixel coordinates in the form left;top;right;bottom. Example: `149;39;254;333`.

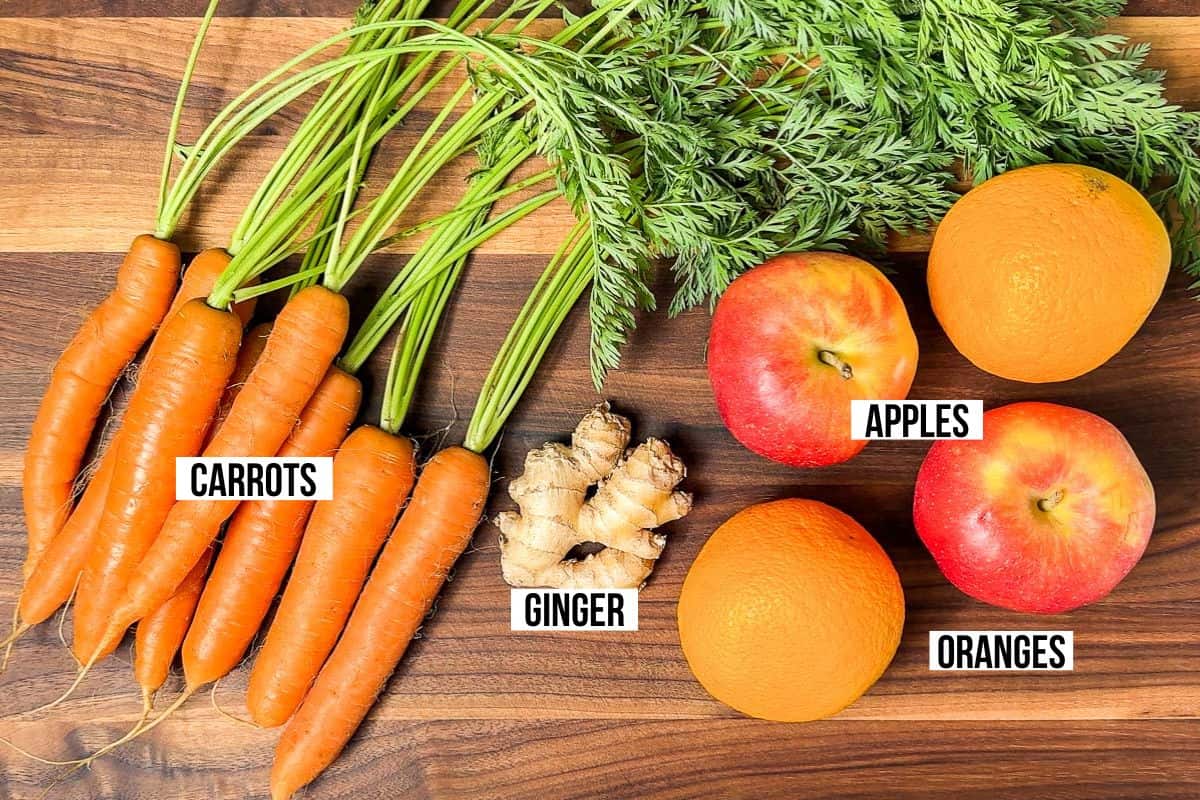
928;163;1170;383
677;499;904;722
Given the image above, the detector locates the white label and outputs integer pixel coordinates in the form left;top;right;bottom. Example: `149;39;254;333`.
929;631;1074;671
510;589;639;631
175;457;333;501
851;400;983;440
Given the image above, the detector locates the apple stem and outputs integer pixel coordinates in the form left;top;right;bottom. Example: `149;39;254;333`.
1037;489;1065;512
818;350;853;380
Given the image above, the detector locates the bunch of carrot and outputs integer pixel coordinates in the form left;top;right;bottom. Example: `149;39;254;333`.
4;1;600;797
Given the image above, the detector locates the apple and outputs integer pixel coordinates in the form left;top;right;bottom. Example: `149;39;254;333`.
913;402;1156;614
707;252;919;467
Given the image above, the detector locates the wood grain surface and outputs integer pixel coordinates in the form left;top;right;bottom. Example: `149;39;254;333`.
1;3;1198;799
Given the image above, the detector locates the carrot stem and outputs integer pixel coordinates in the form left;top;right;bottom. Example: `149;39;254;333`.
237;0;598;304
155;0;221;229
379;248;466;434
464;225;594;452
340;159;553;374
335;0;629;371
379;166;556;245
231;0;411;250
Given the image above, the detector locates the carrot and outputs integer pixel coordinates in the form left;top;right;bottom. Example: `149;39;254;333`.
270;446;489;799
14;250;250;639
184;248;258;328
18;0;225;586
207;322;272;442
183;367;361;690
22;234;180;580
96;286;350;660
128;287;259;701
71;299;243;664
134;547;213;712
16;454;112;632
246;424;416;728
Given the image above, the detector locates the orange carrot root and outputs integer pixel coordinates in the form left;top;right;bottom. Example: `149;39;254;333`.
247;424;415;728
17;253;236;648
23;235;180;580
19;454;113;633
184;367;361;690
134;547;213;705
102;286;350;657
270;446;490;799
72;299;242;667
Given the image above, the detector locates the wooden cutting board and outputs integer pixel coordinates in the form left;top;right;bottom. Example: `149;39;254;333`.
0;2;1197;798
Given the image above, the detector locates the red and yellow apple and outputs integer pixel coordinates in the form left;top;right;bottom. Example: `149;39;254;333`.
913;402;1156;614
707;252;918;467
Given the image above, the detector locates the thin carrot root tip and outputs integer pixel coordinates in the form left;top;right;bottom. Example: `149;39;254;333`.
0;736;94;767
209;682;258;729
19;695;156;792
2;689;153;767
104;689;193;755
25;652;98;716
1;606;19;671
32;687;192;789
57;597;73;652
0;622;30;662
41;766;82;800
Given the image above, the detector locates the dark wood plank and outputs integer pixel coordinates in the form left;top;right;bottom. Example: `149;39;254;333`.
0;18;561;136
0;17;1196;139
1;717;1197;799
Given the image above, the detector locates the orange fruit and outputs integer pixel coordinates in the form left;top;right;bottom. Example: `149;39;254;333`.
928;163;1170;383
677;498;904;722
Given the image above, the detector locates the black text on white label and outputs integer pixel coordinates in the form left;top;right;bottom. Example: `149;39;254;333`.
510;589;638;631
851;400;983;441
929;630;1074;671
176;457;333;501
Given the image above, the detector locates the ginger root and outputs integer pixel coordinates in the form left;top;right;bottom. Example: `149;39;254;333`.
497;403;691;589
